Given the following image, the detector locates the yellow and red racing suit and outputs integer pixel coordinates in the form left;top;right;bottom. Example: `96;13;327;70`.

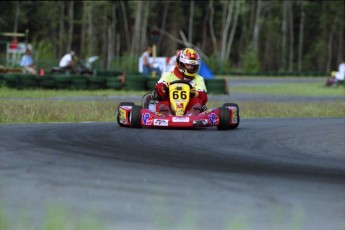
154;67;208;114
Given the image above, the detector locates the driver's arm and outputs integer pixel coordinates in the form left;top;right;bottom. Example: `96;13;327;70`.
155;73;170;97
193;77;208;104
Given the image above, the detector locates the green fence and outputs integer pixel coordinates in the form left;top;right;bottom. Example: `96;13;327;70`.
0;53;329;76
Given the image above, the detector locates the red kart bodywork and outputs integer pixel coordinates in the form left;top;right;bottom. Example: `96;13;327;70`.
117;104;239;129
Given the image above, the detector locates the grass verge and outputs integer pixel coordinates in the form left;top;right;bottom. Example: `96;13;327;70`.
0;100;344;124
230;82;344;96
0;78;344;124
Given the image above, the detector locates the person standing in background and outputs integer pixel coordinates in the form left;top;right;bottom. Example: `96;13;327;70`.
10;37;18;50
140;46;162;77
167;49;180;71
140;47;153;76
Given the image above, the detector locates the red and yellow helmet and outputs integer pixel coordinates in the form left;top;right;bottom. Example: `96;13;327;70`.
176;48;200;79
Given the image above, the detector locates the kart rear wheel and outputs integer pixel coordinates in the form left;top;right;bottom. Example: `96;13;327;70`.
117;102;135;127
222;103;237;108
217;107;230;130
222;103;240;129
130;105;142;128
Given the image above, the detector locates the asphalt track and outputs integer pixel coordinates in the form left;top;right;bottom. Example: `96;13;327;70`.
0;118;344;230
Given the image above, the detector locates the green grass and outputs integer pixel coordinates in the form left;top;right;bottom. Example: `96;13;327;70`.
0;203;104;230
0;100;117;123
0;100;344;124
0;78;344;124
0;201;308;230
230;82;344;96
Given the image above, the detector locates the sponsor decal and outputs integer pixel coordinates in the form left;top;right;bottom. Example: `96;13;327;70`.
231;108;238;123
208;113;219;125
154;119;169;126
142;113;153;125
154;112;166;117
172;117;190;122
176;102;184;109
119;108;127;124
201;119;208;125
193;119;209;126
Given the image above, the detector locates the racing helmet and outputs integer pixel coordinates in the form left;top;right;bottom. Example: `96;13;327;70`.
176;48;200;79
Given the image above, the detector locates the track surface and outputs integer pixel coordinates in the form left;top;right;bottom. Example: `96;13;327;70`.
1;118;344;230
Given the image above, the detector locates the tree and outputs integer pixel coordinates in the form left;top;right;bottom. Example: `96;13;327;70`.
67;1;74;52
297;1;305;72
281;0;288;71
0;0;344;73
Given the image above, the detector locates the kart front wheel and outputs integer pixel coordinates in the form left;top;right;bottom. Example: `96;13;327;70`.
217;107;230;130
223;103;240;129
117;102;135;127
130;105;142;128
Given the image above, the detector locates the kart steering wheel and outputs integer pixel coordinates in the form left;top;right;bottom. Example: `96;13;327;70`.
169;80;193;89
169;79;199;97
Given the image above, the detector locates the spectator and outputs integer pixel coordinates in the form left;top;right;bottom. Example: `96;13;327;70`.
167;49;179;71
326;59;345;87
335;60;345;81
140;47;153;75
10;37;18;50
59;50;77;73
140;46;161;77
20;48;37;75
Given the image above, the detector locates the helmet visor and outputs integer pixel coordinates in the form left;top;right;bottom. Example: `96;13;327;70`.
182;63;199;74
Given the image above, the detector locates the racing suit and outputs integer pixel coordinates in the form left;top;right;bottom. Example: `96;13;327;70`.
154;67;208;115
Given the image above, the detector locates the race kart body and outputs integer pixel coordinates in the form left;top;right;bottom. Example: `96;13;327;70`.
117;80;240;130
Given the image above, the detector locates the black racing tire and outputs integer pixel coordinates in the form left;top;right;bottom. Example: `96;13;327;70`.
87;76;106;90
222;103;240;129
106;77;123;89
130;105;142;128
39;76;56;89
117;102;135;127
217;107;230;130
71;76;88;89
18;75;38;89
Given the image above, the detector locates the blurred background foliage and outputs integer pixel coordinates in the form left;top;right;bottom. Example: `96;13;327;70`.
0;0;343;74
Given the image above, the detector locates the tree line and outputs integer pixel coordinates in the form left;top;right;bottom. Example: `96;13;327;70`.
0;0;344;73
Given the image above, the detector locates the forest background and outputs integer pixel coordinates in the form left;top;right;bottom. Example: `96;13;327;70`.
0;0;344;75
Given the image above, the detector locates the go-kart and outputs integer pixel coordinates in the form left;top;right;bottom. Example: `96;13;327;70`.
116;80;240;130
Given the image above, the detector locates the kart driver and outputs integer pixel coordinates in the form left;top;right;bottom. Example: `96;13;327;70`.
154;48;208;115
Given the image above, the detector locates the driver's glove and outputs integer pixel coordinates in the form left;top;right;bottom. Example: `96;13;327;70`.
155;81;169;98
190;88;199;97
193;89;208;105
